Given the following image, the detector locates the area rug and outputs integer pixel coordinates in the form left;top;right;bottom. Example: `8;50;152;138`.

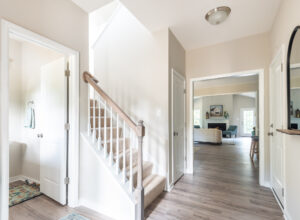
9;182;41;207
59;213;90;220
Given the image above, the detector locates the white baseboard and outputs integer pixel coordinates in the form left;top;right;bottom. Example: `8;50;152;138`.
9;175;40;184
284;210;293;220
260;181;271;188
166;183;174;192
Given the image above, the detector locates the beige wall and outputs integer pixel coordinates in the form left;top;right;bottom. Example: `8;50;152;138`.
270;0;300;219
0;0;89;132
186;33;271;175
92;5;169;178
168;29;186;186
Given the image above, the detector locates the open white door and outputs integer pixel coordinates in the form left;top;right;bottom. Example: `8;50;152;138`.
269;47;284;207
40;57;67;205
172;69;185;184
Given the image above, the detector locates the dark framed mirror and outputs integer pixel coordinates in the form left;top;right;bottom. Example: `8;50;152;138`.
287;26;300;130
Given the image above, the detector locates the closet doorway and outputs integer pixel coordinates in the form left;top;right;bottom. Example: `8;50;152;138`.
0;20;80;219
8;34;68;206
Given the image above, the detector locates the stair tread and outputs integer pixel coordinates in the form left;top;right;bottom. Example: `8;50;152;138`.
126;161;152;177
143;174;166;193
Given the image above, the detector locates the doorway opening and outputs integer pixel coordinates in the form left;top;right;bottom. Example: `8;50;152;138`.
0;20;79;219
188;69;266;186
8;34;69;208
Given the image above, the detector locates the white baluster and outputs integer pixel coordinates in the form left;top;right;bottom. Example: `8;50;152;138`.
129;129;133;192
122;120;126;183
104;101;107;157
109;107;113;165
97;95;101;150
87;85;91;136
116;114;119;174
92;89;96;143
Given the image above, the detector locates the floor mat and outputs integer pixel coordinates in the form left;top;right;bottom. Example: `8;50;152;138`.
59;213;90;220
9;182;42;207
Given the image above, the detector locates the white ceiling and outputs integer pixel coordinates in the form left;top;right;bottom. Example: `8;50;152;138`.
71;0;282;50
119;0;282;50
71;0;112;13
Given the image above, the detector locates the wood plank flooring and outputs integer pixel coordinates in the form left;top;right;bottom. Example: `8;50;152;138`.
145;138;284;220
9;193;112;220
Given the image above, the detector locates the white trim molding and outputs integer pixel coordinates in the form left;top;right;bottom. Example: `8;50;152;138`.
0;19;80;220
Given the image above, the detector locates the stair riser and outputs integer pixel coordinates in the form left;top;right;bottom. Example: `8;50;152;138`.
144;179;165;209
106;139;130;154
90;117;112;128
132;163;153;188
90;99;97;107
92;128;123;140
90;108;105;117
118;151;138;170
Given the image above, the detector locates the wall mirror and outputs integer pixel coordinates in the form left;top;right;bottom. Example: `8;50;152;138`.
287;26;300;130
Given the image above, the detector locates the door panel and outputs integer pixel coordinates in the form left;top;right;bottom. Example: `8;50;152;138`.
40;57;67;205
172;70;185;183
270;48;284;206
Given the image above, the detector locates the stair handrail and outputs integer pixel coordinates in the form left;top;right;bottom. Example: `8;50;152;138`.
83;71;145;219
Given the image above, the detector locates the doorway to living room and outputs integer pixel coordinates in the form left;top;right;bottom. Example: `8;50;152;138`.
189;69;267;186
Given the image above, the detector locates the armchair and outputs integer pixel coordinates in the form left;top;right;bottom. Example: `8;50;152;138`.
223;125;238;138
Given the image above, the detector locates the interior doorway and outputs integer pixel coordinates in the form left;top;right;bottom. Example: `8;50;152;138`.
171;69;186;186
0;20;79;220
188;69;266;186
8;35;69;207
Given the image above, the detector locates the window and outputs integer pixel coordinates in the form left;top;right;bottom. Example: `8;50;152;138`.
194;110;201;126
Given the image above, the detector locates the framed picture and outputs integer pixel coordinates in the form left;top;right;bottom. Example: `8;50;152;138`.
210;105;223;117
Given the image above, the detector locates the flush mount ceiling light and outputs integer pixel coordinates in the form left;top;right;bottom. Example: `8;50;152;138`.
205;6;231;25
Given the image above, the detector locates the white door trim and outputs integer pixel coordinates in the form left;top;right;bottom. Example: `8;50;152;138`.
170;69;186;189
188;69;267;187
0;19;80;220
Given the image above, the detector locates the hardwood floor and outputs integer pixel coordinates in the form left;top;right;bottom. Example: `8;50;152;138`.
9;194;112;220
145;138;284;220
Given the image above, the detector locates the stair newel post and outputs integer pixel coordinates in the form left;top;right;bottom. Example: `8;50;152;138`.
92;88;96;143
116;114;119;174
109;106;113;165
104;100;107;157
137;120;145;220
129;128;133;192
97;95;101;150
122;120;126;183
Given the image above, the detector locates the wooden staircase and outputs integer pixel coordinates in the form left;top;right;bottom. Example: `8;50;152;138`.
83;72;165;219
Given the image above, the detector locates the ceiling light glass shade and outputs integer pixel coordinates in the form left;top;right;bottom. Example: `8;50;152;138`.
205;6;231;25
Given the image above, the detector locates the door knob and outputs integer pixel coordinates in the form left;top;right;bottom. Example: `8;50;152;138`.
268;132;274;136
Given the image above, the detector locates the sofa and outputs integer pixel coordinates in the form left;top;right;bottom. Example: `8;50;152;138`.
194;128;222;144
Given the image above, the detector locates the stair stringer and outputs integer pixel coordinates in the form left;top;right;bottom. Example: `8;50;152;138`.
79;133;138;220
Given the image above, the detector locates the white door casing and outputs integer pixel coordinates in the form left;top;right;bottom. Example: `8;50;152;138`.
269;46;285;206
40;57;67;205
172;69;186;184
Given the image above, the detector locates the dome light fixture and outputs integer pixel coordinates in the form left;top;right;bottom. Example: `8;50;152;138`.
205;6;231;25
